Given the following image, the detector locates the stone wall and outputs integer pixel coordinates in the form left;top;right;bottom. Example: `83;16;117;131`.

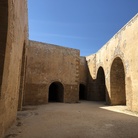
86;54;96;101
79;57;88;85
0;1;138;137
79;57;88;99
0;0;28;137
87;14;138;111
23;41;80;105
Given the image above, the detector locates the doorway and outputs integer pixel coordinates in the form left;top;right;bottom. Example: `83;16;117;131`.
49;82;64;102
110;57;126;105
79;84;86;100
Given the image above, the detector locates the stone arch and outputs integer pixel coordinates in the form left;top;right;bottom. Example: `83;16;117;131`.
48;82;64;102
0;0;8;94
96;67;106;101
110;57;126;105
79;83;86;100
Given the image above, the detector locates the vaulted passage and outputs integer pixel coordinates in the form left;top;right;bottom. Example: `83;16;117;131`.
79;84;86;100
0;1;8;92
96;67;106;101
110;57;126;105
48;82;64;102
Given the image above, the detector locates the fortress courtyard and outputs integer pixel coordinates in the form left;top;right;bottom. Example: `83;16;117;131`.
5;101;138;138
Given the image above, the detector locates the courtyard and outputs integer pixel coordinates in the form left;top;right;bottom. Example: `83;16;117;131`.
5;101;138;138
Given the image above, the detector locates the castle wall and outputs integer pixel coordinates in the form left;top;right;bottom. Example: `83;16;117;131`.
0;1;137;137
23;41;80;105
86;54;96;101
0;0;28;137
79;57;88;99
87;14;138;111
79;57;88;85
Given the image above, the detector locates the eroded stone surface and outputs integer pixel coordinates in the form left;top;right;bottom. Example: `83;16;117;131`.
0;1;138;138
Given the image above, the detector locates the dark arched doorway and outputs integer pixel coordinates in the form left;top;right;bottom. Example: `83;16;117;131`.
96;67;106;101
49;82;64;102
79;84;86;100
110;57;126;105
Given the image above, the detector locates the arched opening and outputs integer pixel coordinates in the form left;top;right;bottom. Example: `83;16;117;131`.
96;67;106;101
48;82;64;102
79;84;86;100
0;1;8;93
110;57;126;105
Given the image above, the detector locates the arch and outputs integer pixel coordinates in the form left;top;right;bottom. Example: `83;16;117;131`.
48;82;64;102
96;67;106;101
110;57;126;105
0;0;8;94
79;84;86;100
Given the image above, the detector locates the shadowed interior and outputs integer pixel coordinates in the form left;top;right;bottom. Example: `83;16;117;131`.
96;67;106;101
49;82;64;102
0;0;8;93
79;84;86;100
110;57;126;105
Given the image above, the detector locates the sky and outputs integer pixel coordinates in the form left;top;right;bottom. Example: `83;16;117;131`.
28;0;138;56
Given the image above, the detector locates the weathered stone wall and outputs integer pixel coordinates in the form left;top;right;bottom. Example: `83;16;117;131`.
0;0;28;137
79;57;88;99
79;57;88;85
86;54;96;101
23;41;80;105
0;1;137;137
87;14;138;111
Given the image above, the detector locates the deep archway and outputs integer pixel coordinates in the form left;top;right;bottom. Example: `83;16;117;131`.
0;0;8;93
48;82;64;102
96;67;106;101
79;84;86;100
110;57;126;105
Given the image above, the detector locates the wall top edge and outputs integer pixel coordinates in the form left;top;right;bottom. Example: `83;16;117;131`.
87;13;138;57
28;40;80;52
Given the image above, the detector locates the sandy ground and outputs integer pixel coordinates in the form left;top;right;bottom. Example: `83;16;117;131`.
5;101;138;138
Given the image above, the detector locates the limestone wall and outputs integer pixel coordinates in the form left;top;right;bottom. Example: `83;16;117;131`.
79;57;88;99
0;1;137;137
86;54;96;100
79;57;88;85
0;0;28;137
87;14;138;111
23;41;80;105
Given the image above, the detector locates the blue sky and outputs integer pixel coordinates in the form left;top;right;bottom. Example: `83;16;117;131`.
28;0;138;56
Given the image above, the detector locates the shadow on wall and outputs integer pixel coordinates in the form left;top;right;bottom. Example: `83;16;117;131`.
0;1;8;137
95;67;106;101
87;57;126;106
87;67;109;104
18;44;26;111
0;0;8;94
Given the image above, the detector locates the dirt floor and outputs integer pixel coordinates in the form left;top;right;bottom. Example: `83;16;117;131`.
5;101;138;138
